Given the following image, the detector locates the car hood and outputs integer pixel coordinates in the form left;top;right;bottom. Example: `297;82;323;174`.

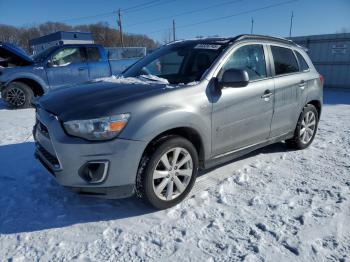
0;43;33;66
35;79;169;121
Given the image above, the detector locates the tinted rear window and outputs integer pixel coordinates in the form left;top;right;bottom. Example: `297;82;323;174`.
271;46;299;75
295;51;309;71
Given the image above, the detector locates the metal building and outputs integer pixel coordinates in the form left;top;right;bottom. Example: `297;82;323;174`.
290;33;350;89
29;31;94;54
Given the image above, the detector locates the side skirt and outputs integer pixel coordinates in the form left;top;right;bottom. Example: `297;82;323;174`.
204;132;293;170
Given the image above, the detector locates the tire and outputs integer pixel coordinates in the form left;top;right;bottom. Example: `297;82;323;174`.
2;82;34;109
136;136;199;209
286;104;319;150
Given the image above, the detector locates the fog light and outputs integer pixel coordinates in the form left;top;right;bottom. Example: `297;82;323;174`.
79;161;109;184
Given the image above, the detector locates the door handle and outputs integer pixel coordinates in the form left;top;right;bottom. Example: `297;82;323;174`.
78;67;86;71
299;80;306;89
261;90;273;99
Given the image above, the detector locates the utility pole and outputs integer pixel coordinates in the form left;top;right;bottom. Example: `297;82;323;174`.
118;9;124;47
250;17;254;34
172;19;176;42
289;11;294;37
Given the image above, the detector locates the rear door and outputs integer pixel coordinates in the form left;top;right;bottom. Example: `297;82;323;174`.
268;45;304;137
46;46;89;89
211;43;274;156
86;46;111;80
294;49;312;106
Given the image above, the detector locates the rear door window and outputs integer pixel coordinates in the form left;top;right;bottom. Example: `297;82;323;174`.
86;47;101;62
271;46;299;75
295;51;310;72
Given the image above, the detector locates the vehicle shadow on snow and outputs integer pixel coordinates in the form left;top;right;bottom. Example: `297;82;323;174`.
0;141;293;234
199;141;295;176
0;142;155;235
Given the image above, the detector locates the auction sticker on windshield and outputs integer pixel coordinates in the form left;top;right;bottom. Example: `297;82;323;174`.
194;44;222;50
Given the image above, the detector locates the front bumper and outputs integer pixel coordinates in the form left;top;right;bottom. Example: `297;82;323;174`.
33;108;147;199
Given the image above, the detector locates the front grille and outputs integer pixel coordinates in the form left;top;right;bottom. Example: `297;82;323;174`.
36;144;60;169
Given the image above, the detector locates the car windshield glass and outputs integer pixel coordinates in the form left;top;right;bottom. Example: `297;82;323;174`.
32;46;57;62
123;42;227;84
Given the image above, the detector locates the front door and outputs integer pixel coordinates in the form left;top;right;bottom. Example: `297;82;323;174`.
211;44;274;156
46;46;89;89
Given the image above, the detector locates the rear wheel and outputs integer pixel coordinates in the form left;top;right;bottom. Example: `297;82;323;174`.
136;136;199;209
3;82;34;109
286;104;319;149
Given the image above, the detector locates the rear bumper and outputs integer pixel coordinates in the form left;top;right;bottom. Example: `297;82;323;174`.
33;108;147;199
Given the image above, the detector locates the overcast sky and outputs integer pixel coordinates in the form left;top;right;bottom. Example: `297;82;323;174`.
0;0;349;41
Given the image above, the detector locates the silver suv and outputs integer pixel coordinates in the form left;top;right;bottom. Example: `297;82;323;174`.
33;35;323;209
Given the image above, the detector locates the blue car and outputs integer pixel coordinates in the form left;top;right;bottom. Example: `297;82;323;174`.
0;42;138;108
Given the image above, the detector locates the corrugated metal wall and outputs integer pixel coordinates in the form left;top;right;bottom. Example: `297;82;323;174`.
290;33;350;89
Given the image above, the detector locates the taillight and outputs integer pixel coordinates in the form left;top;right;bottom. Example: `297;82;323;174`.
319;74;324;85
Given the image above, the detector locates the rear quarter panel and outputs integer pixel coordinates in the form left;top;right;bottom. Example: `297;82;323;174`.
298;48;323;116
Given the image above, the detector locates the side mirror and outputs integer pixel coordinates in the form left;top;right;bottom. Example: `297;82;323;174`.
218;68;249;88
46;60;53;67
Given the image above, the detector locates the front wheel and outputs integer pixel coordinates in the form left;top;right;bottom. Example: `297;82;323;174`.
286;104;319;149
136;136;199;209
2;82;34;109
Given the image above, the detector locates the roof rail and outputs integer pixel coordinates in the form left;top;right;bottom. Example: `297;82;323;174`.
235;34;296;46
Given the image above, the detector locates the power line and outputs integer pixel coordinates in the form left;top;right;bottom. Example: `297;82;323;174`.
126;0;244;27
123;0;161;12
123;0;176;14
59;11;115;23
57;0;174;23
147;0;298;35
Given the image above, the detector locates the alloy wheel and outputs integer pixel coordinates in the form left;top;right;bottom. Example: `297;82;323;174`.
300;111;316;144
6;87;26;107
152;147;193;201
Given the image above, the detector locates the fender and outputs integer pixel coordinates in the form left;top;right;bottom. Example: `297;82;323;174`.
5;72;49;93
120;107;212;160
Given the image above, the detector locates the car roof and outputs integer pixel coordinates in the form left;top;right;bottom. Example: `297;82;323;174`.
57;43;103;48
170;34;298;48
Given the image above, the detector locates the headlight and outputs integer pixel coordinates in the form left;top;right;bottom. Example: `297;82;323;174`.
63;114;130;141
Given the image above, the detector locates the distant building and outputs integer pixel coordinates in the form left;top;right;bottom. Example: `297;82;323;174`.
29;31;94;54
289;33;350;89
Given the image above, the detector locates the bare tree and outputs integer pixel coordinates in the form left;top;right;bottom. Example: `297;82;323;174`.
0;24;20;44
0;21;159;53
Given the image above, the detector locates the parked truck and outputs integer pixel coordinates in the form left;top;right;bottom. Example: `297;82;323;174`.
0;43;138;108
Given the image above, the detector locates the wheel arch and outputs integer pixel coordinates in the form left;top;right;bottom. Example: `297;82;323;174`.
306;99;322;118
9;78;44;97
141;127;206;169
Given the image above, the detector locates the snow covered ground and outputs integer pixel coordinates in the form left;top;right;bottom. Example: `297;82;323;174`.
0;89;349;261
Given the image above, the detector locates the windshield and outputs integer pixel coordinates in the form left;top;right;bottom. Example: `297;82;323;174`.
32;46;57;62
123;42;227;84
